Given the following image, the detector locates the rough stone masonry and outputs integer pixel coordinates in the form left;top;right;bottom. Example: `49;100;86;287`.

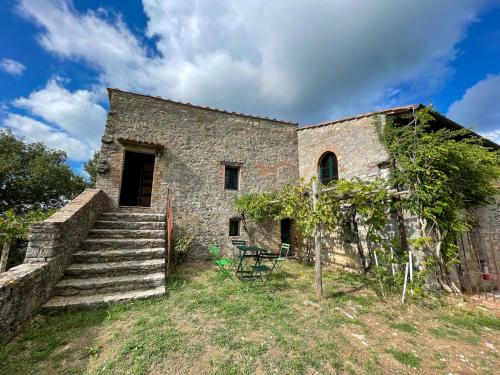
96;90;498;260
97;89;300;255
0;89;497;344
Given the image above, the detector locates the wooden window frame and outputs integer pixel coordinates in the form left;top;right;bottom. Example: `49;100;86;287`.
224;165;240;190
318;152;339;185
229;218;241;237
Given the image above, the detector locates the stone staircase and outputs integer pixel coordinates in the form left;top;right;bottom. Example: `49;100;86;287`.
42;210;166;312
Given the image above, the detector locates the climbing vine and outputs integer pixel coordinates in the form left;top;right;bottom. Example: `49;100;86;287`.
235;177;395;298
376;107;500;291
234;107;498;297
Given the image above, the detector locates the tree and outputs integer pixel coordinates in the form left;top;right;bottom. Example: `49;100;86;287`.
0;130;86;213
377;107;500;291
0;209;50;272
83;151;100;187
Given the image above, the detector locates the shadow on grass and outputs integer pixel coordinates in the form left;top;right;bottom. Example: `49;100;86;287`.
0;307;111;374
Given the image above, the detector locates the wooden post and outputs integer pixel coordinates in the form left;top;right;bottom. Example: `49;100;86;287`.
401;262;409;303
0;238;11;273
165;189;173;280
312;181;323;300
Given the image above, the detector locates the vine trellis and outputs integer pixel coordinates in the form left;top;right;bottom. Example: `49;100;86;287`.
236;176;414;300
235;107;499;301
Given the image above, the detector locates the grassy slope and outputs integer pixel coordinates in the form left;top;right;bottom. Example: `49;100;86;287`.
1;261;499;375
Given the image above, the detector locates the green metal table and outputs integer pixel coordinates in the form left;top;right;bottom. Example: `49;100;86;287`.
236;245;279;281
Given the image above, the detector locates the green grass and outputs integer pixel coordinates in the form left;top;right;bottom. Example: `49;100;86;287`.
1;260;499;375
442;312;500;332
427;310;500;346
0;309;108;373
386;348;422;368
388;322;418;333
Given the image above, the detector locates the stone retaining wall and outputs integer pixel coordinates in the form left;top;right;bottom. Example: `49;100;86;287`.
0;189;108;344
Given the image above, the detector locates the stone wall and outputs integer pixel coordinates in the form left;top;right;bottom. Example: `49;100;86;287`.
297;115;389;182
0;189;108;344
296;115;391;267
97;90;299;257
471;195;500;235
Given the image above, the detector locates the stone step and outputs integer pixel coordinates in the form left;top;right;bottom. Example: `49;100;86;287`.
94;220;164;230
73;248;165;263
53;273;165;297
114;207;160;214
99;212;165;222
88;229;165;239
83;238;165;251
41;286;166;312
64;259;165;277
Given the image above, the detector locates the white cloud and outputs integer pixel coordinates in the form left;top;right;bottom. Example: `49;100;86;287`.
17;0;148;91
447;74;500;137
17;0;487;123
2;114;92;160
0;58;26;75
481;129;500;144
13;78;106;148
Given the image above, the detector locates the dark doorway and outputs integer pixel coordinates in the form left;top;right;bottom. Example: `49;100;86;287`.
119;151;155;207
281;218;292;252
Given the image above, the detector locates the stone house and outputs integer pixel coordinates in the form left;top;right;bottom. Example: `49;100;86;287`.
0;88;497;344
96;90;421;262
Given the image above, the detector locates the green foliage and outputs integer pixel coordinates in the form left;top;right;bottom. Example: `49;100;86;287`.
172;231;194;265
335;178;390;249
0;209;51;243
85;345;101;358
83;151;100;187
234;191;282;222
235;176;433;298
0;210;29;243
0;209;52;270
236;107;499;294
0;130;86;213
371;248;433;299
235;177;390;241
376;107;500;268
235;177;392;274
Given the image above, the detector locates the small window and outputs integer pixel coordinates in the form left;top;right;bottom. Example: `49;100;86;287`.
319;152;339;185
229;218;240;236
224;166;239;190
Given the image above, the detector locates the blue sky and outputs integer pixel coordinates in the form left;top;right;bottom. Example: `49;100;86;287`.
1;0;499;173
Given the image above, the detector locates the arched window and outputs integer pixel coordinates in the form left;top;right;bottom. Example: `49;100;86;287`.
318;152;338;184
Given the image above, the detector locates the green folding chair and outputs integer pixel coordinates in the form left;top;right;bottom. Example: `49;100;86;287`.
210;244;235;282
275;243;291;271
252;252;279;283
231;239;246;263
